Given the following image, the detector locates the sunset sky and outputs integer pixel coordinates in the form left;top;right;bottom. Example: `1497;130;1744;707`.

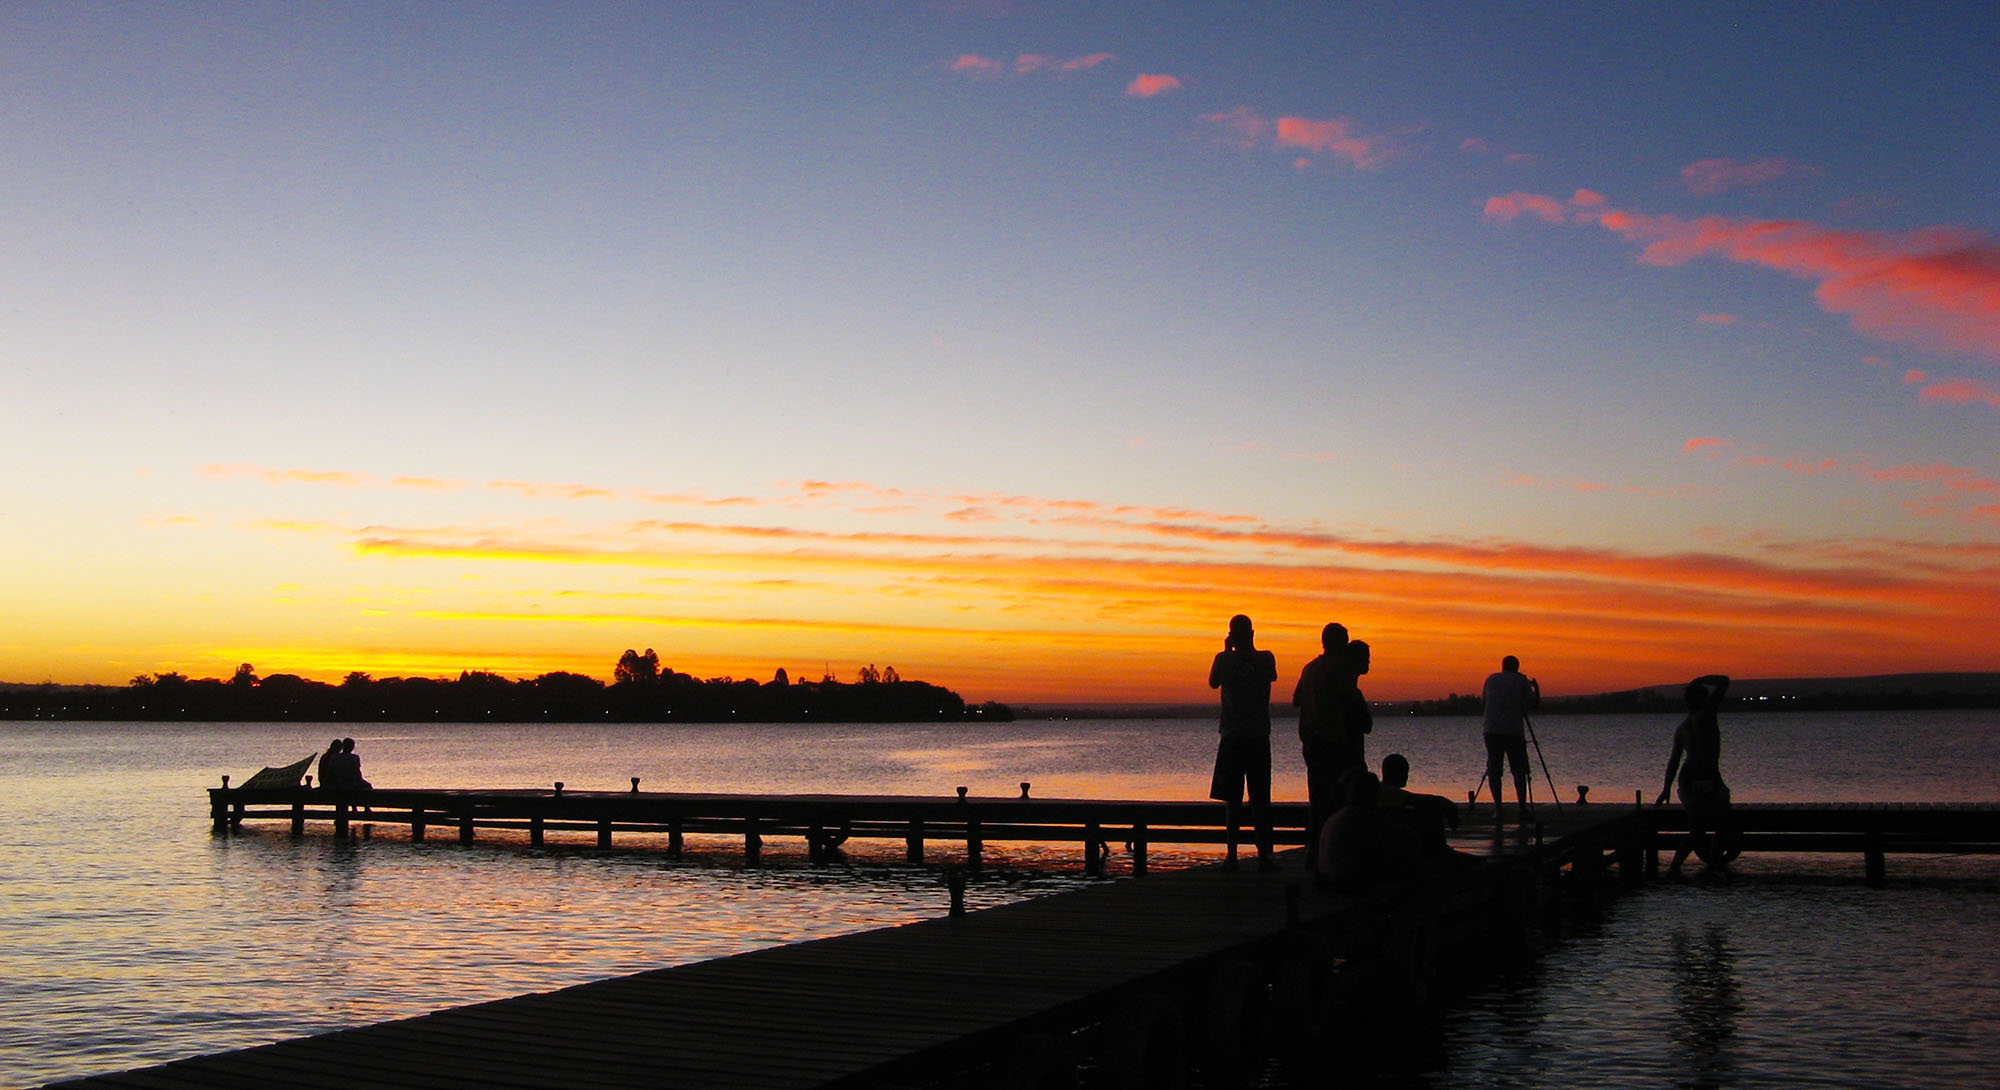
4;3;1997;703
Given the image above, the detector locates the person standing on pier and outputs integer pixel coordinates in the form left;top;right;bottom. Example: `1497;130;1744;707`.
1658;674;1733;880
1294;622;1356;868
1479;655;1539;821
1209;614;1278;872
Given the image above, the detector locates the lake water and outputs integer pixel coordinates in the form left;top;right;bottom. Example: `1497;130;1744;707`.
2;711;1996;1088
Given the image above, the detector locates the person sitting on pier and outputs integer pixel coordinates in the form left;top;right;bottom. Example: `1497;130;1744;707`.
316;738;343;789
1379;753;1459;839
1209;614;1278;872
319;737;372;792
1657;674;1733;881
1316;770;1421;893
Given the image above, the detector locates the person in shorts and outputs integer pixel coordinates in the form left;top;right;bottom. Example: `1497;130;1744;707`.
1209;614;1278;871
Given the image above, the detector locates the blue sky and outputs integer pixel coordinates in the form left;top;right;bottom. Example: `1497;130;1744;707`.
3;3;1996;700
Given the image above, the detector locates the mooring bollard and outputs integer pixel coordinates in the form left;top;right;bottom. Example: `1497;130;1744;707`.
1577;785;1590;805
1019;781;1030;799
631;777;641;793
553;781;564;797
956;785;967;800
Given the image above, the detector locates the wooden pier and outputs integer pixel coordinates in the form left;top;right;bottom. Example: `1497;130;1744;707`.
45;793;1999;1089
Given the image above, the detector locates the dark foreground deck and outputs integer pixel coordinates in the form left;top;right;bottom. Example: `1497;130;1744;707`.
48;796;2000;1089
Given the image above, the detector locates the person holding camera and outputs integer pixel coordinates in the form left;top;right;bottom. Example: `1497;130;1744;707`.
1479;655;1539;820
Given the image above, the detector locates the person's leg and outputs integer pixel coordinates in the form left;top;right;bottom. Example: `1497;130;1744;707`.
1483;735;1506;818
1250;741;1276;870
1508;738;1532;818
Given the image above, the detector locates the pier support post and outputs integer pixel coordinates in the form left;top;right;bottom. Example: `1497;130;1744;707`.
291;798;305;836
411;809;426;842
459;813;475;844
210;789;229;832
1864;831;1886;886
1131;823;1148;876
1084;820;1105;877
905;818;924;864
597;818;612;849
334;801;350;840
529;815;544;846
668;818;683;857
745;817;762;867
966;818;983;873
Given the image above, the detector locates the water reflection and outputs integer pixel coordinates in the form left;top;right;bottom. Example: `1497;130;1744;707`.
1668;925;1741;1088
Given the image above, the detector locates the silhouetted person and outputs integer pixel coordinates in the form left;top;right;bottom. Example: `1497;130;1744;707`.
1479;655;1539;820
316;738;343;790
1380;754;1477;873
1315;770;1420;893
1658;674;1732;880
1344;639;1373;772
1294;622;1354;867
1209;614;1277;871
321;737;372;791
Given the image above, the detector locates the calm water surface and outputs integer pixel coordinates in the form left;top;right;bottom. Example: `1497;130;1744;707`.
2;712;1995;1088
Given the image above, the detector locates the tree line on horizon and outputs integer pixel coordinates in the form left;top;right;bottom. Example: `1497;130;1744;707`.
0;649;1013;724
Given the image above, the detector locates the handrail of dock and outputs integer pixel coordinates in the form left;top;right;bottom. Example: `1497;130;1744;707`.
210;783;1312;874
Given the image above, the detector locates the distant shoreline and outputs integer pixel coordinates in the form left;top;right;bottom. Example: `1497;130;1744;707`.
1017;672;2000;719
4;672;1996;723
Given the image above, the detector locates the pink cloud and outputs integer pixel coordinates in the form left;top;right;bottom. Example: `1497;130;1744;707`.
1696;312;1739;325
1204;108;1414;169
1904;369;1928;385
1482;192;1567;224
1125;73;1182;98
1014;51;1114;74
1201;107;1269;147
1273;115;1407;170
1490;190;2000;362
1916;376;2000;409
1679;157;1819;196
947;53;1005;78
1683;437;1731;453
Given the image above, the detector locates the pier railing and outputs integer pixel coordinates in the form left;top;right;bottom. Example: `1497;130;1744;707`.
209;784;1311;874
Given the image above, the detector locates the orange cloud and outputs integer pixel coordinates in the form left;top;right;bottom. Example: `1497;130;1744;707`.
1696;312;1739;325
1125;73;1182;98
1683;437;1731;453
201;464;372;487
1678;156;1819;196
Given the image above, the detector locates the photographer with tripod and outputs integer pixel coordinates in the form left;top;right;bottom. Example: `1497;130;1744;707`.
1478;655;1541;822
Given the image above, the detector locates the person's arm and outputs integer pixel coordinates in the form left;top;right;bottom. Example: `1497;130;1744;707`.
1259;651;1277;684
1525;676;1540;711
1656;721;1688;805
1209;652;1227;690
